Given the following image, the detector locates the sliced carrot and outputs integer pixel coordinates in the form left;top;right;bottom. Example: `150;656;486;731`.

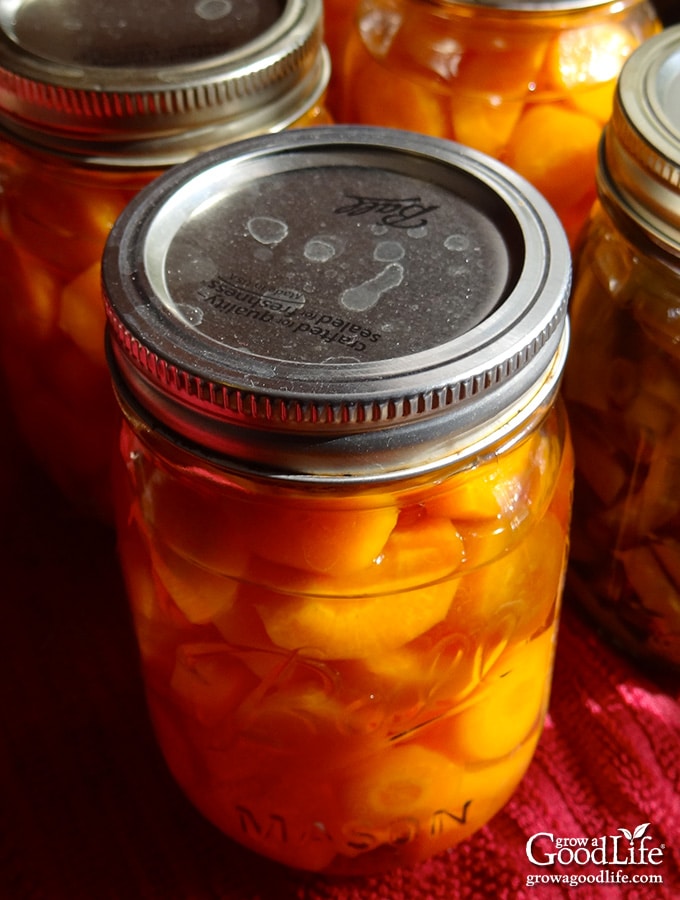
170;642;259;727
187;751;341;871
543;23;643;122
356;626;481;720
451;512;566;642
451;95;525;159
342;35;451;137
425;432;543;522
633;280;680;362
426;426;564;571
151;542;241;625
4;173;131;274
252;512;465;596
58;261;108;366
611;424;680;538
452;28;549;97
437;627;555;761
335;729;541;862
251;515;463;659
424;20;549;155
254;577;457;660
503;103;602;212
337;743;462;829
427;726;540;848
142;471;252;575
244;497;398;577
0;245;60;342
117;512;159;625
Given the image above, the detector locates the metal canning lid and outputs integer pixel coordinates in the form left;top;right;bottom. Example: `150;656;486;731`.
600;24;680;251
103;126;571;479
0;0;328;164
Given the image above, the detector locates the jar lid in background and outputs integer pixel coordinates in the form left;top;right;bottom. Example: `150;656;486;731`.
0;0;328;163
102;126;571;479
600;24;680;252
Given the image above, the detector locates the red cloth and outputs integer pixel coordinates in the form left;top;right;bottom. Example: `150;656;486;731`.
0;421;678;899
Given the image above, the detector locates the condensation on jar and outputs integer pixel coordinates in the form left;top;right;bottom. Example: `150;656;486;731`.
563;27;680;673
0;0;331;520
338;0;661;247
101;126;574;875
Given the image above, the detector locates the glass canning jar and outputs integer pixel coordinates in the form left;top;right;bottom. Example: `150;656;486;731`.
339;0;661;247
0;0;331;520
322;0;361;116
653;1;680;26
563;27;680;673
102;125;573;874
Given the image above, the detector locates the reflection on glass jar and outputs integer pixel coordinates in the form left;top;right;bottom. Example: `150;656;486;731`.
338;0;661;246
563;26;680;672
0;0;331;520
102;126;573;874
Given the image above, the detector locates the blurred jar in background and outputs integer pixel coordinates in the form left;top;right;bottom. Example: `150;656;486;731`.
652;0;680;25
102;126;573;874
323;0;360;116
0;0;331;521
563;26;680;673
339;0;661;246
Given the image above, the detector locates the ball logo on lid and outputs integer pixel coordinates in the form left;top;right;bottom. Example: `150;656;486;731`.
334;194;440;229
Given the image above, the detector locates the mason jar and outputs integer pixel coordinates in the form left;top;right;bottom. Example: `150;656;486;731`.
102;126;573;874
0;0;331;520
339;0;661;247
563;26;680;673
653;0;680;25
